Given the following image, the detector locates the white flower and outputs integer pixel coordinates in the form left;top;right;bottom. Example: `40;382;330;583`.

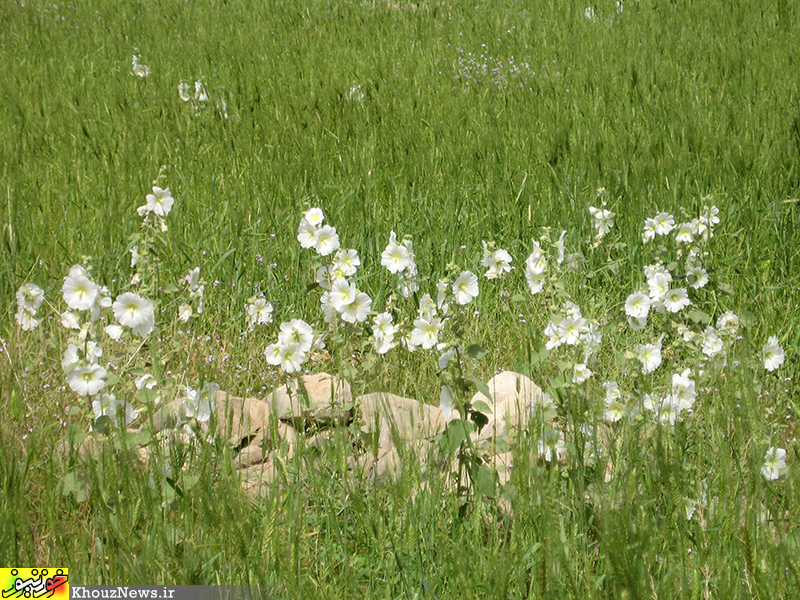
410;317;442;350
303;207;325;226
320;291;337;323
762;447;788;481
642;218;657;243
663;288;690;313
264;343;282;366
67;364;107;397
686;266;709;289
625;291;651;320
701;327;724;357
627;316;648;331
62;269;99;311
572;363;593;385
131;55;149;77
480;242;513;279
185;267;201;293
647;272;672;301
15;308;39;331
452;271;479;305
716;311;740;335
144;187;174;217
544;321;562;350
372;312;397;355
340;292;372;323
329;278;356;312
16;283;45;313
113;292;155;337
278;319;314;353
538;428;567;462
559;315;588;346
653;213;675;236
588;206;615;239
556;230;567;264
194;80;209;103
675;223;695;243
671;369;696;409
334;249;361;277
297;218;318;249
381;232;412;274
279;342;306;373
92;393;136;427
246;298;273;330
763;336;785;372
180;384;216;422
178;305;193;322
313;225;339;256
584;6;596;21
439;386;457;421
104;324;124;340
637;339;663;374
135;374;158;390
700;205;720;226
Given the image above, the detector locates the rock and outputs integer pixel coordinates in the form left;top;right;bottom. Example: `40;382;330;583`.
357;392;446;449
214;390;273;447
238;459;281;497
470;371;544;445
232;422;298;469
266;373;352;426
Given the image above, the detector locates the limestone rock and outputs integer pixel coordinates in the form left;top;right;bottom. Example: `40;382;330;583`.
357;392;446;448
214;390;273;447
470;371;544;445
266;373;352;426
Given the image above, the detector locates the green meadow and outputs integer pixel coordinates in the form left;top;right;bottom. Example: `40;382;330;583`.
1;0;799;597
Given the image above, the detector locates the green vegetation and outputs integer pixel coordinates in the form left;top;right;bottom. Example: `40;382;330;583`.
1;0;799;597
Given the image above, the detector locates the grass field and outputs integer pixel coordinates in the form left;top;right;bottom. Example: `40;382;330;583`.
2;0;800;597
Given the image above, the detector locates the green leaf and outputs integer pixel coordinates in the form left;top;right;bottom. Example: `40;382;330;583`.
65;406;82;416
473;464;497;498
716;282;735;295
135;388;159;405
66;424;87;447
511;294;526;303
162;283;180;294
740;310;757;328
466;344;488;360
687;309;712;325
470;400;492;415
105;372;120;387
94;416;112;435
471;378;492;402
61;471;89;503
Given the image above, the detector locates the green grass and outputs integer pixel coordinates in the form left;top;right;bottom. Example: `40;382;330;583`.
2;0;800;597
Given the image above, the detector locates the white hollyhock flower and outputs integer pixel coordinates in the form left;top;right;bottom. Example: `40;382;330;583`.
67;364;107;397
62;268;99;311
340;292;371;323
297;218;318;249
131;54;150;77
671;369;696;410
762;447;788;481
303;207;325;226
410;317;442;350
135;374;158;390
279;342;306;373
381;232;411;274
278;319;313;353
145;187;174;217
572;363;593;385
642;218;657;243
334;249;360;277
330;278;357;312
763;337;785;372
625;291;651;320
264;343;282;366
104;324;124;340
113;292;155;337
480;242;513;278
16;283;44;313
662;288;690;313
716;311;739;335
178;82;191;102
246;298;273;330
15;308;39;331
637;339;663;374
589;206;615;239
439;386;458;421
701;327;724;357
675;223;694;243
452;271;479;305
314;225;340;256
653;212;675;235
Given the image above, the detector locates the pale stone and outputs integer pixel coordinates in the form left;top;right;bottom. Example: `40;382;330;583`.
469;371;544;444
214;390;272;447
266;372;352;425
357;392;446;448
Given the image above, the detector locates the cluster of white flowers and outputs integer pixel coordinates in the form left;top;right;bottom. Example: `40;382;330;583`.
381;230;419;298
297;208;340;257
525;240;548;295
15;283;45;331
178;383;219;424
264;319;314;374
543;301;602;359
588;202;615;243
131;54;149;78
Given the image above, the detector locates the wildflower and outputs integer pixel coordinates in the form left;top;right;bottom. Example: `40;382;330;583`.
763;337;785;371
246;298;273;330
135;374;158;390
538;428;567;462
716;311;740;335
544;321;562;350
584;7;596;21
381;231;412;274
330;278;357;312
62;267;99;311
279;342;306;373
180;384;216;422
67;364;107;397
637;338;663;373
16;283;44;313
572;363;593;384
588;206;615;239
675;223;694;243
452;271;479;305
761;447;788;481
624;291;651;320
410;316;442;350
556;230;567;264
297;218;318;249
653;212;675;236
439;386;457;421
334;249;360;277
686;266;709;289
15;308;39;331
264;343;282;366
178;305;193;322
112;292;155;337
647;272;672;301
671;369;696;409
663;288;690;313
642;218;657;243
145;187;174;217
178;82;191;102
185;267;201;293
93;393;136;427
194;81;209;103
481;242;513;278
304;207;325;226
558;314;588;346
372;313;397;355
314;225;340;256
603;382;625;422
131;55;149;77
700;327;724;357
278;319;314;353
340;291;372;323
320;292;336;323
